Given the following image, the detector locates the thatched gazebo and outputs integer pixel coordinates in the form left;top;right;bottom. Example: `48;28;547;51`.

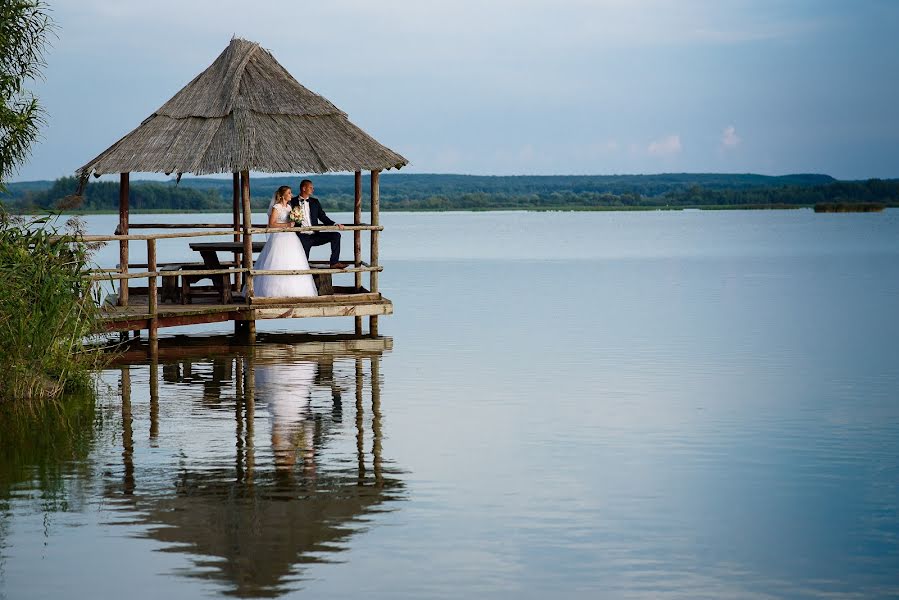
77;37;407;177
78;37;405;343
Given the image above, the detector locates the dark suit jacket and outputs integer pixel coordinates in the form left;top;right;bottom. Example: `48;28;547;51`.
289;196;335;227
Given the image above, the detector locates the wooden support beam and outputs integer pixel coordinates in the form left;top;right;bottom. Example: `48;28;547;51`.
240;170;255;340
369;170;380;335
354;170;362;290
118;173;129;307
241;171;253;299
355;169;363;334
233;172;242;289
147;238;158;355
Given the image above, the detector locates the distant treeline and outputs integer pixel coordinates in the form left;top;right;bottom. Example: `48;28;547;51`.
3;173;899;212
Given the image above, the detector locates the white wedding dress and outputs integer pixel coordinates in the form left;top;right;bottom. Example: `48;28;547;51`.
253;204;317;298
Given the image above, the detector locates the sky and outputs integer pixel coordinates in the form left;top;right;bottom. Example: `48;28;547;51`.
13;0;899;181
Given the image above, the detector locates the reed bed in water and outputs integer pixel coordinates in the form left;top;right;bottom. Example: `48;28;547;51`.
0;208;107;406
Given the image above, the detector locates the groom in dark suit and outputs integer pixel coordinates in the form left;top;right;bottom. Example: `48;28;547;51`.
290;179;347;268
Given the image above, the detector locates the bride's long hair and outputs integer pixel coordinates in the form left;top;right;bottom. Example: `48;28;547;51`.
267;185;293;217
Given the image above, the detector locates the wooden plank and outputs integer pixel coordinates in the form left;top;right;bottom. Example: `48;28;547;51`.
370;169;381;334
241;169;253;299
73;224;382;243
100;300;393;329
128;223;265;229
253;300;393;320
148;238;158;346
89;267;246;281
370;170;380;294
240;170;255;338
118;172;129;307
233;172;241;289
89;264;377;282
354;170;362;292
248;266;381;277
249;292;381;305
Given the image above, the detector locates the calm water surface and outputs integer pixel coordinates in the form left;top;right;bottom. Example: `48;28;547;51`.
2;209;899;599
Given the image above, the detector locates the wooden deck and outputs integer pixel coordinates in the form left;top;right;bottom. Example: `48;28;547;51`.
100;289;393;332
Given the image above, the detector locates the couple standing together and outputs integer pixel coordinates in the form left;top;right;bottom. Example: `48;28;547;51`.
254;179;347;298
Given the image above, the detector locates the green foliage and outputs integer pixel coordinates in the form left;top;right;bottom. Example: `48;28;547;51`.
0;0;53;187
7;175;226;211
0;204;104;404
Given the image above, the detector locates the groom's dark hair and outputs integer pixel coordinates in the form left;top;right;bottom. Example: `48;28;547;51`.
299;179;313;190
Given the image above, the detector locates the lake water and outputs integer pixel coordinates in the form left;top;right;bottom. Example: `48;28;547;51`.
2;209;899;599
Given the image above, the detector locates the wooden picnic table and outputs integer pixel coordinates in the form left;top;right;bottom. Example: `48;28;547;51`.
186;240;336;300
180;241;266;304
188;241;266;263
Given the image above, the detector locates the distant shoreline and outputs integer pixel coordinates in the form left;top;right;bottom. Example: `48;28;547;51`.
4;173;897;214
11;204;881;216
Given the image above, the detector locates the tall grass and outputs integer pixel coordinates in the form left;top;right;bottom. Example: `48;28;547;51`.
0;206;105;405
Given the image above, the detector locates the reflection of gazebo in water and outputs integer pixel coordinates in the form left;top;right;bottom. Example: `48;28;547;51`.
80;38;407;351
111;335;402;597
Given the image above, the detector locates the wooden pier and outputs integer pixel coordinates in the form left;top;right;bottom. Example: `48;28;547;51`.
74;38;407;354
90;208;391;351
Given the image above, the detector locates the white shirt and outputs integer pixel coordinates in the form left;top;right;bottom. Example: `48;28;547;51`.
297;197;312;235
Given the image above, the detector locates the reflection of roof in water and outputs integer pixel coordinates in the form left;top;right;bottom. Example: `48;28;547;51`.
124;468;403;598
105;335;402;598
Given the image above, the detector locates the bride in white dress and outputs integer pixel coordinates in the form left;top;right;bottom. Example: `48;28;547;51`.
253;185;317;298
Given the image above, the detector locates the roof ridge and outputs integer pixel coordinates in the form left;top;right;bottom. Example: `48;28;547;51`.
224;41;259;115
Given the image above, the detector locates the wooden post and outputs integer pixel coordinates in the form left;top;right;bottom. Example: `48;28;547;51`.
118;173;129;307
369;170;380;335
354;170;363;334
240;170;256;339
232;172;241;290
147;238;158;356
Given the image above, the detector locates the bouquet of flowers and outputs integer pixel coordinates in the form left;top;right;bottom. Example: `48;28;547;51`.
289;206;305;227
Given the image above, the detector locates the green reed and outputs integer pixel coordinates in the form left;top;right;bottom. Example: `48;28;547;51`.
0;206;106;405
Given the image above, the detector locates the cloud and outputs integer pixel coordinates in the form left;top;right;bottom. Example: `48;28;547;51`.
721;125;741;149
647;134;682;157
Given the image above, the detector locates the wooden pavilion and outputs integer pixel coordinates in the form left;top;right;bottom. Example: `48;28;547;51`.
77;38;406;352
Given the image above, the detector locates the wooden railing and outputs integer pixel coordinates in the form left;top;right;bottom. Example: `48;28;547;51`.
79;224;384;345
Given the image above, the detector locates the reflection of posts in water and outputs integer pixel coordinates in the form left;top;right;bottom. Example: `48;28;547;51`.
316;357;342;423
371;355;383;487
355;357;365;484
235;357;245;484
105;338;398;598
149;360;159;443
243;354;255;485
121;365;134;495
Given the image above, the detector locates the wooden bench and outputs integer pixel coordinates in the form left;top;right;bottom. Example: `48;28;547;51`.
160;262;221;304
160;266;182;303
309;262;334;295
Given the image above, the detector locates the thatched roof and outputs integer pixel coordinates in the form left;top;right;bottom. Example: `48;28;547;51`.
77;38;407;177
